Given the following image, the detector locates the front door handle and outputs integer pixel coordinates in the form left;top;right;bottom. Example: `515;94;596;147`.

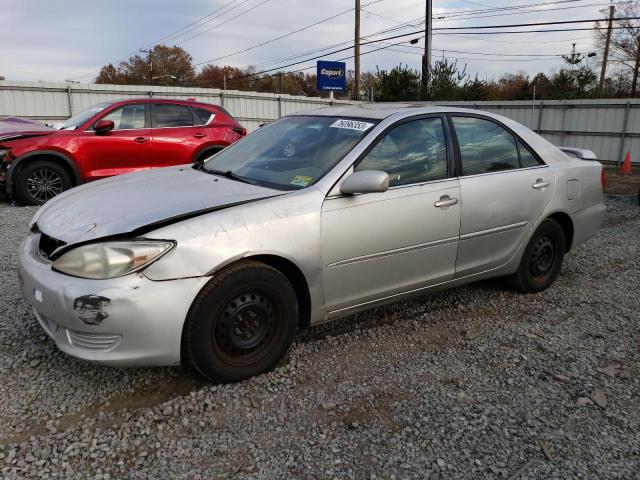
134;137;148;143
193;133;206;139
434;195;459;208
532;179;550;189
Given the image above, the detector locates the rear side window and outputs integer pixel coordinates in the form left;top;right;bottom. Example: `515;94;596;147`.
193;107;214;125
452;116;519;175
154;104;193;128
518;140;543;167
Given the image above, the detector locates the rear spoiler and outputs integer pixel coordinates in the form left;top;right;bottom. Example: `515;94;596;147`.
558;147;598;160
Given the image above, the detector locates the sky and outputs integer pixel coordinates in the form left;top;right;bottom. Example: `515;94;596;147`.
0;0;608;84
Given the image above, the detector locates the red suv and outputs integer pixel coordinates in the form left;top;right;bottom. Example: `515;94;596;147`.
0;98;246;205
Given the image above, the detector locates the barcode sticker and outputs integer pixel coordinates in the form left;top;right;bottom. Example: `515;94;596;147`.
329;119;374;131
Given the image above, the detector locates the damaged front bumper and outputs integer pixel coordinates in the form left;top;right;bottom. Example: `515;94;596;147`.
18;233;209;367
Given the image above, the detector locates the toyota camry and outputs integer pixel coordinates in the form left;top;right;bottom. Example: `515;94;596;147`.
18;104;606;382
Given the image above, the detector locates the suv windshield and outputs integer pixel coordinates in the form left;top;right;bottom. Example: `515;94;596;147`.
202;116;377;190
60;102;110;130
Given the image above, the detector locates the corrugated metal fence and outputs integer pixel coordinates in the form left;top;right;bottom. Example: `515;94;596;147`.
0;80;357;133
1;80;638;163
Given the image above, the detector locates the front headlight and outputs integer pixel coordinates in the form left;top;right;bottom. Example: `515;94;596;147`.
52;240;174;279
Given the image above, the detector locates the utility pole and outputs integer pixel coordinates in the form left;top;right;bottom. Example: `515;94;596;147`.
598;5;614;96
632;34;640;97
422;0;432;93
354;0;361;100
140;48;153;86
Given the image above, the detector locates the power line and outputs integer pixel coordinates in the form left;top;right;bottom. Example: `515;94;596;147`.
195;0;384;66
227;17;639;83
68;0;250;80
173;0;276;46
433;16;640;31
69;0;272;80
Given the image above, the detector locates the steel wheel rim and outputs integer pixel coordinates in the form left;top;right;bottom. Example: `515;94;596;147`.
529;235;555;278
213;291;279;366
26;168;63;202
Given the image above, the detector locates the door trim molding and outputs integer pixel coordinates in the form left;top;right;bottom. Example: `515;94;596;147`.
327;236;459;268
460;220;528;241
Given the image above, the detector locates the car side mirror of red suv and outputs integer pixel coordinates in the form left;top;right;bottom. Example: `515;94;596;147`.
94;120;115;134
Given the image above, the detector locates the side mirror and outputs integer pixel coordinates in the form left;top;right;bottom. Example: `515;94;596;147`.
94;119;114;134
340;170;389;195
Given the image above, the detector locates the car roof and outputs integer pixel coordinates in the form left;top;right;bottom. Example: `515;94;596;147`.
103;97;218;109
290;103;482;120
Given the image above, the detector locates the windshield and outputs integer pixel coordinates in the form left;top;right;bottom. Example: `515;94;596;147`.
202;116;377;190
60;102;110;130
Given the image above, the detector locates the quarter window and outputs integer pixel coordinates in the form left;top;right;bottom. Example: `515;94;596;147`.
452;116;519;175
98;104;146;130
355;117;448;187
193;107;214;125
154;104;194;128
518;140;543;167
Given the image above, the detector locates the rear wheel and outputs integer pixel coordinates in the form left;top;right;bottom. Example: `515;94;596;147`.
196;146;224;164
183;260;298;383
507;218;565;293
14;160;72;205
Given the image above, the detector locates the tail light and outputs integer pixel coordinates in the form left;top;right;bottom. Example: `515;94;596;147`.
600;167;606;192
233;127;247;136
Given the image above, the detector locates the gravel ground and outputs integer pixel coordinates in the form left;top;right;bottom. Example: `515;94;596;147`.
0;194;638;479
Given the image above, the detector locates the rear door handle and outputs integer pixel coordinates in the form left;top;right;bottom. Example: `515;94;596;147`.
193;133;206;139
532;179;550;189
134;137;148;143
434;195;459;208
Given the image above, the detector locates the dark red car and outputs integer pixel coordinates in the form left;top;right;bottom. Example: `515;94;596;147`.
0;98;246;205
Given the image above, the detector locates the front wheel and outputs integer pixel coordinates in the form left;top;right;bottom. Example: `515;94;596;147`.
507;218;566;293
183;260;298;383
14;160;72;205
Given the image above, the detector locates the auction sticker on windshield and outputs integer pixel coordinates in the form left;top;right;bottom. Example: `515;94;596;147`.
290;175;312;187
329;119;375;131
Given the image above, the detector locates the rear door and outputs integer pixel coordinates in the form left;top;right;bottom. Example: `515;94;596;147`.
322;115;461;316
151;103;211;166
450;114;553;277
77;103;151;179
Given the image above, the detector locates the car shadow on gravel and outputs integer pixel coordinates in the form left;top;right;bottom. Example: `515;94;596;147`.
300;277;506;344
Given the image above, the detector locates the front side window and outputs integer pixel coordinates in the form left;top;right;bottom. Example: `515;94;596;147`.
203;116;376;190
154;104;194;128
99;104;146;130
356;117;448;187
452;116;519;175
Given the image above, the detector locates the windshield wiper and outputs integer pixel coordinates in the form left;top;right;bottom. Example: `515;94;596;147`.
202;167;254;185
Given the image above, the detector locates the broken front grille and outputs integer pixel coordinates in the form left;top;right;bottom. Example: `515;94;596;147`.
38;232;66;260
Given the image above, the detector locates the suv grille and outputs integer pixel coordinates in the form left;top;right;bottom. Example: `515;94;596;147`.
39;232;66;260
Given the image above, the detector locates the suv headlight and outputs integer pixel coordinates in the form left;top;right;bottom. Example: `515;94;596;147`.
52;240;174;279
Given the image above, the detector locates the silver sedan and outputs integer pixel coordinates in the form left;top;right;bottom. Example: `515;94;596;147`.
18;105;606;382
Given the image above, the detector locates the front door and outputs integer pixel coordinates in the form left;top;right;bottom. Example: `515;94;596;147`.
77;103;151;179
321;116;461;316
450;115;554;277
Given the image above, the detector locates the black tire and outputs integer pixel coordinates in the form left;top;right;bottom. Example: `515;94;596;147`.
195;147;224;163
507;218;566;293
183;260;298;383
14;160;72;205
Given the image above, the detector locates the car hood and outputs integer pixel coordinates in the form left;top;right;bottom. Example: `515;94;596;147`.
32;166;284;247
0;116;56;142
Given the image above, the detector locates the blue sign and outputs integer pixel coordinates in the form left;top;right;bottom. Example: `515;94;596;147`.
317;61;346;92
